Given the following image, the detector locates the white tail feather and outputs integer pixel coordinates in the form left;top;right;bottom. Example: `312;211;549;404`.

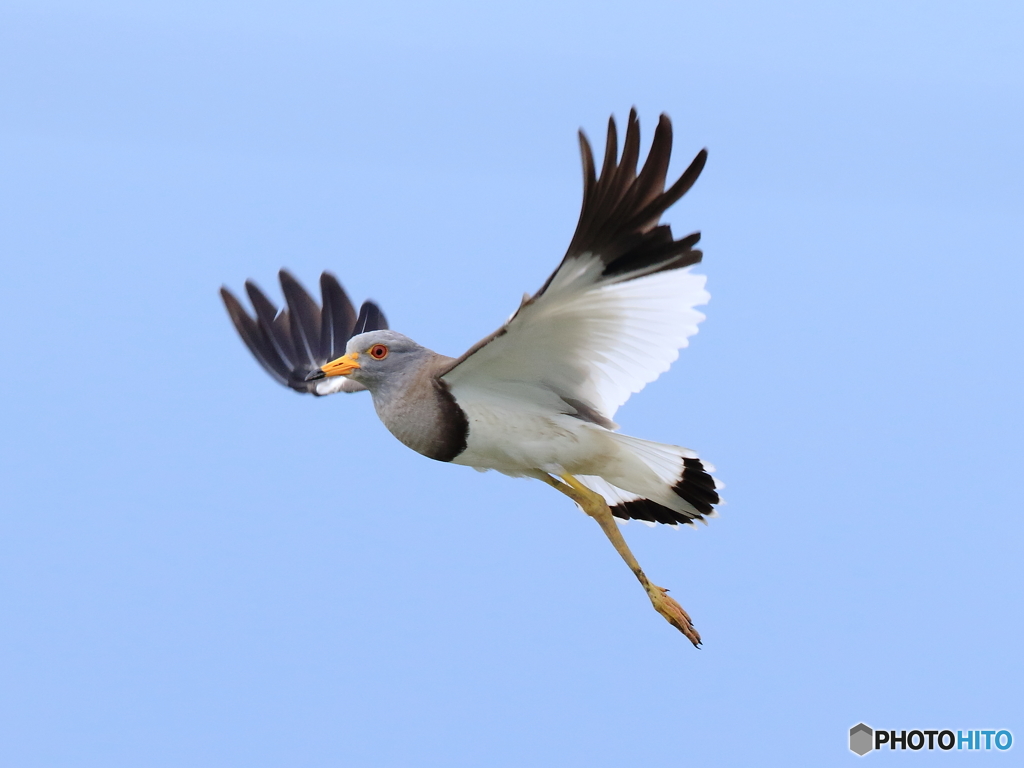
576;432;721;526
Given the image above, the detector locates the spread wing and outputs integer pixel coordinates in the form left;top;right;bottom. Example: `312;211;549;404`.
441;110;709;423
220;270;388;395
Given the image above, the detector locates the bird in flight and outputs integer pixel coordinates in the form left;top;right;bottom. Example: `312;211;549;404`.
221;109;721;646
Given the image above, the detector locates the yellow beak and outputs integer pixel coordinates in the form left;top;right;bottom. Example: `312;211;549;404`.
320;352;361;377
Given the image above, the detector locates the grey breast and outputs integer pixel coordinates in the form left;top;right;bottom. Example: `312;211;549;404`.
370;356;469;463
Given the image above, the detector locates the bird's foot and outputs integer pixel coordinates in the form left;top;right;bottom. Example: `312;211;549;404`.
646;584;701;647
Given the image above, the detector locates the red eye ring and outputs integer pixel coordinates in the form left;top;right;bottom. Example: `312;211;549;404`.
368;344;389;360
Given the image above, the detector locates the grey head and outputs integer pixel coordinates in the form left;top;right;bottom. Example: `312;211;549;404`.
307;329;468;462
339;330;437;393
307;329;444;397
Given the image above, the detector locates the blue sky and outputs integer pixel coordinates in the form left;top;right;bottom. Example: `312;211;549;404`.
1;1;1021;765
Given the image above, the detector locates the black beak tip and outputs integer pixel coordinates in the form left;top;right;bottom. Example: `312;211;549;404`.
305;369;326;382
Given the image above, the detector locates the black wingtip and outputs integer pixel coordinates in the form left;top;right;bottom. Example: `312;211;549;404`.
600;115;619;180
221;272;386;395
552;111;709;291
319;271;358;361
352;301;388;337
691;147;709;175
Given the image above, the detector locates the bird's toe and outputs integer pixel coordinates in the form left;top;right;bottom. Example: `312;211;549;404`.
648;585;702;647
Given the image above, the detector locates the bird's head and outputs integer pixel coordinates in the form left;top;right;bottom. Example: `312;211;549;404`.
306;330;429;392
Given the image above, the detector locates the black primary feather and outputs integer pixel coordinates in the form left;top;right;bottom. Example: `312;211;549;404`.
537;109;707;296
279;269;322;370
245;280;299;370
221;272;384;395
352;300;388;337
319;273;357;361
220;287;291;387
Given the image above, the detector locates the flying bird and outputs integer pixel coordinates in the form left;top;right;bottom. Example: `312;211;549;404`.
221;110;721;646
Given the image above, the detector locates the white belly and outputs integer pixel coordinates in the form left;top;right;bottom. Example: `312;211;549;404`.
451;396;617;476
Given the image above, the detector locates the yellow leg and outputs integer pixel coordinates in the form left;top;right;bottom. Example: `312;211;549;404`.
537;473;702;647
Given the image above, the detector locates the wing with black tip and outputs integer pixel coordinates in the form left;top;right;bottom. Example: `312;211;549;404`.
220;270;388;396
442;110;709;421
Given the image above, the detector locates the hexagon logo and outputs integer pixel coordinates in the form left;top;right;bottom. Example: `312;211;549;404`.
850;723;874;756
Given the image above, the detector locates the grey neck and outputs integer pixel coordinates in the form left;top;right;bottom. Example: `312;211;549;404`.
368;354;468;463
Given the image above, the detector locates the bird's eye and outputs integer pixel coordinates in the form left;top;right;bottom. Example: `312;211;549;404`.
369;344;389;360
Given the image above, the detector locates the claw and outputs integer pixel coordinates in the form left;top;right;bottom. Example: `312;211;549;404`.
541;472;704;647
648;584;702;647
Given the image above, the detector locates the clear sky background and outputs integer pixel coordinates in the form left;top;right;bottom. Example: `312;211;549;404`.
1;1;1021;765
